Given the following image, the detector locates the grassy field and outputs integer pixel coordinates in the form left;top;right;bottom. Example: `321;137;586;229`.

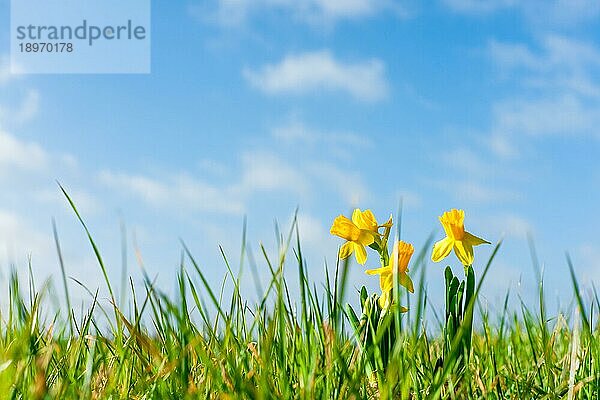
0;198;598;399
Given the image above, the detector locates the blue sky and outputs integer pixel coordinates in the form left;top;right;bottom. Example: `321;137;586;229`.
1;0;599;316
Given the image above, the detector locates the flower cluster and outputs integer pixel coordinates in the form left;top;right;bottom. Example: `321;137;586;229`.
330;208;489;309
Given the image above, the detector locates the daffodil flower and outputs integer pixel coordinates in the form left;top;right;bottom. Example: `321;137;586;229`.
330;209;382;265
431;209;489;266
366;240;414;308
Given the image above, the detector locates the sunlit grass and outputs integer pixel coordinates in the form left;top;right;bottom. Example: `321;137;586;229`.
0;193;598;399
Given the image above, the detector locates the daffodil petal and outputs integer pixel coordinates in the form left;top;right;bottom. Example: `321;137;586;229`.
399;272;414;293
357;230;375;246
378;290;391;309
379;271;393;292
453;240;474;266
339;241;354;259
351;209;362;226
330;215;361;241
353;243;368;265
464;231;490;246
360;209;378;230
431;237;453;262
365;266;388;275
352;209;378;231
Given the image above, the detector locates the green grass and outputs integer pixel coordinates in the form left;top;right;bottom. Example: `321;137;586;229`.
0;200;599;399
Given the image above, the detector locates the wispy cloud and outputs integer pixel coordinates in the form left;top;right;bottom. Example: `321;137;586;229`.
0;209;53;265
271;117;372;160
238;151;310;196
0;54;26;85
492;95;600;138
243;50;388;102
0;90;40;125
98;170;247;215
0;56;13;86
436;180;521;204
0;55;39;129
196;0;410;27
294;212;331;255
486;213;533;239
434;139;526;206
0;130;97;277
101;143;373;216
0;127;99;219
99;151;311;215
577;243;600;284
487;133;518;158
489;36;600;97
442;0;515;15
444;0;600;26
488;36;600;143
307;161;370;206
272;118;371;148
0;128;48;172
440;146;493;179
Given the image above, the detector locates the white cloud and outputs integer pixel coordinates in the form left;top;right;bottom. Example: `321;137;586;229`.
489;41;540;72
0;128;48;172
34;187;100;216
273;118;370;148
436;141;527;206
488;36;600;141
0;56;13;86
443;0;515;15
487;133;518;158
441;147;493;178
486;213;533;239
99;151;313;215
578;244;600;283
238;151;310;196
492;95;600;138
0;209;52;268
244;50;388;102
0;128;85;198
0;90;40;125
307;161;370;206
489;36;600;98
100;146;373;216
271;117;372;161
0;207;108;307
0;54;25;86
436;180;521;204
0;127;99;219
98;171;246;215
529;0;600;26
294;212;331;254
198;0;409;27
444;0;600;26
312;0;380;18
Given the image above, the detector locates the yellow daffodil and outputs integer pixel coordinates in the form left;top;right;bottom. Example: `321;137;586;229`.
366;240;415;308
431;209;490;266
330;209;380;265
